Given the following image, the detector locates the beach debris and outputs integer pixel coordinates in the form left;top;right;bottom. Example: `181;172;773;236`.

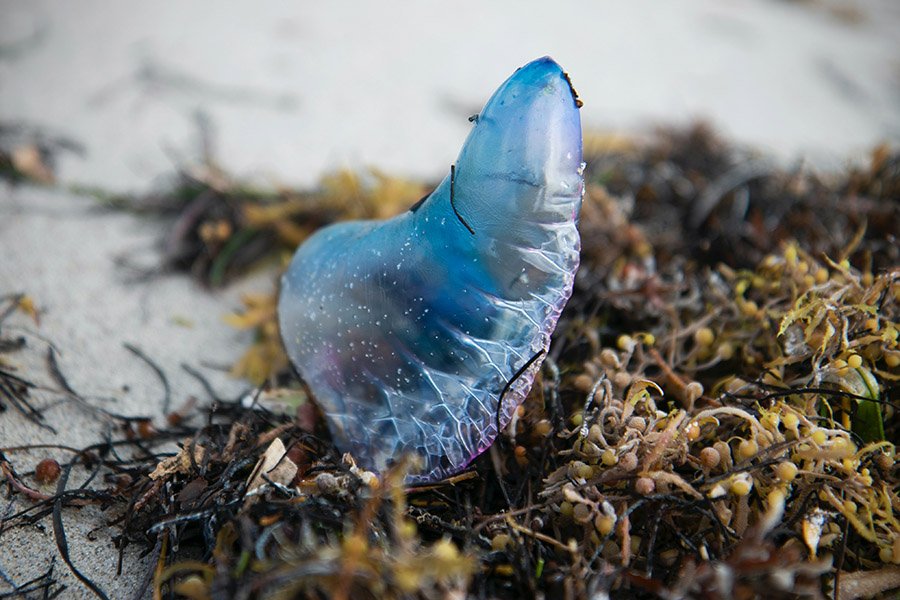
2;122;897;599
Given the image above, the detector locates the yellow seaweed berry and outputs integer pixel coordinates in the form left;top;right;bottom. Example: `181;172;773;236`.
617;334;635;352
399;520;417;539
432;538;459;563
629;416;647;431
685;421;701;441
613;371;632;389
594;514;615;536
737;439;759;461
784;245;798;266
730;474;753;496
174;576;208;599
601;449;618;466
886;353;900;368
580;440;601;458
580;462;596;479
846;354;863;369
514;446;528;466
685;381;704;405
760;412;780;432
559;501;574;518
831;436;855;458
573;373;594;392
491;533;511;552
740;300;759;318
494;565;515;577
717;343;735;361
343;533;368;559
599;348;620;368
694;327;715;348
714;440;733;468
699;447;720;470
395;567;420;592
636;476;655;495
811;428;828;446
776;461;799;482
619;452;639;472
569;461;593;480
860;468;873;486
534;419;553;437
782;413;800;435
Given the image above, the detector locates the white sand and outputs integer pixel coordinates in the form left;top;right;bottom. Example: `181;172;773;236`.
2;0;898;192
1;1;898;597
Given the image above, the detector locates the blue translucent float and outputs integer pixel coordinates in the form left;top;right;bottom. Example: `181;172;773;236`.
279;57;583;483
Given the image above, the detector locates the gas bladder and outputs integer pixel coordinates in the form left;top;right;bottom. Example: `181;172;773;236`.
279;56;583;483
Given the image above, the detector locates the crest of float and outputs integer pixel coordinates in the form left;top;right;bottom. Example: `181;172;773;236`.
279;57;583;483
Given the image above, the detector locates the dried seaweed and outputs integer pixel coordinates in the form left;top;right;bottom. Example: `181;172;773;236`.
0;561;65;599
123;343;172;415
0;295;54;432
93;162;427;288
2;124;898;599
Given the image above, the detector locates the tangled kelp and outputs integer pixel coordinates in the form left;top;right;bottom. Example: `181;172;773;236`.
1;125;898;599
96;164;426;288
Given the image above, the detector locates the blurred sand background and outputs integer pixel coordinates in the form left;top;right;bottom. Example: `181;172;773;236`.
1;0;899;597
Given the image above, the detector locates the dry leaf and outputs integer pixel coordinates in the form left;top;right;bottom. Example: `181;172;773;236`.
149;442;206;480
244;438;298;498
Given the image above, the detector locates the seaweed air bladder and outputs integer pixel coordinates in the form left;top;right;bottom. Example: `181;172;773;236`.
279;57;583;483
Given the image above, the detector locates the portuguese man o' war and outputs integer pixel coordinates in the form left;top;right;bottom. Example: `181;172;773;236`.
278;56;583;483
